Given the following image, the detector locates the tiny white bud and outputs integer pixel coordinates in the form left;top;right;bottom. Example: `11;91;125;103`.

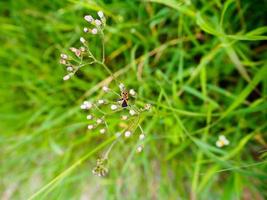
84;15;94;22
129;89;136;96
111;104;118;110
80;104;86;109
80;46;86;52
91;28;98;34
139;134;145;140
100;128;106;134
66;66;73;72
137;146;143;153
86;115;93;120
96;118;103;124
119;83;125;91
60;53;68;59
102;86;109;92
121;115;128;120
129;110;136;116
124;131;131;137
80;37;86;44
63;74;70;81
97;11;104;18
98;99;105;105
83;27;89;33
95;19;101;26
144;104;151;110
81;101;93;110
88;124;94;130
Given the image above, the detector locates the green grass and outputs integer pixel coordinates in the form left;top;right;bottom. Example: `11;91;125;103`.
1;0;267;199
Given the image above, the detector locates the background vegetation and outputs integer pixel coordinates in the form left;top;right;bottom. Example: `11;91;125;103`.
1;0;267;199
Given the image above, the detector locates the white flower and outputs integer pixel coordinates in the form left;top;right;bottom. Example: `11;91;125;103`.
81;101;93;110
80;47;85;52
139;134;145;140
91;28;98;35
84;15;94;22
129;110;136;116
137;146;143;153
102;85;109;92
66;66;73;72
83;27;89;33
100;128;106;134
96;118;103;124
60;53;68;59
86;115;93;120
95;19;101;26
98;99;105;105
216;135;230;148
97;11;104;18
88;124;94;130
80;37;86;44
124;131;131;137
111;104;118;110
121;115;128;120
129;89;136;96
63;74;70;81
119;83;125;91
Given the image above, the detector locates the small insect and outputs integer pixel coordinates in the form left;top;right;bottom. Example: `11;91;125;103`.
120;90;129;108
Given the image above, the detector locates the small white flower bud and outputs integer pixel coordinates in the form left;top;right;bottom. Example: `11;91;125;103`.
129;89;136;96
111;104;118;110
80;37;86;44
95;19;101;26
81;101;93;110
60;53;68;59
86;115;93;120
63;74;70;81
137;146;143;153
144;104;151;110
60;59;67;65
124;131;131;137
84;15;94;22
102;86;109;92
66;66;73;72
98;99;105;105
83;27;89;33
119;83;125;91
97;11;104;18
88;124;94;130
139;134;145;140
121;115;128;120
96;118;103;124
80;46;86;52
100;128;106;134
91;28;98;35
129;110;136;116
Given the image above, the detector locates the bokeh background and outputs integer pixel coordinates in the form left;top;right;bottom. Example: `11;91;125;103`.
1;0;267;199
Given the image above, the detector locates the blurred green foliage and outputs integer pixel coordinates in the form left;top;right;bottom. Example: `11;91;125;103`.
0;0;267;199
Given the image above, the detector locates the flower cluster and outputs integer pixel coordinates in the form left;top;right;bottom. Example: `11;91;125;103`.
60;11;151;177
59;11;106;81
